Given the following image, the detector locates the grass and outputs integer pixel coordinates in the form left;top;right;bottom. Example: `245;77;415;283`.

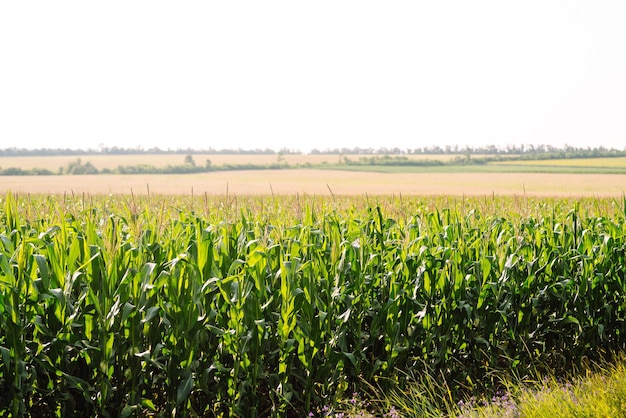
493;156;626;168
506;362;626;418
330;356;626;417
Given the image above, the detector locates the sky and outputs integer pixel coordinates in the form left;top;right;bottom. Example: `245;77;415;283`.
1;1;625;152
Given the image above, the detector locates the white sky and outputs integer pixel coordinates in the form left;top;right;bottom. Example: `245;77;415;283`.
1;1;625;152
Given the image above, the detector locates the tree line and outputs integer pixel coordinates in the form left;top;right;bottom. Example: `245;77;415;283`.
2;146;626;176
1;144;625;157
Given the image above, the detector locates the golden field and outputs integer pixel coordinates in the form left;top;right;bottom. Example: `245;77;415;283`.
0;170;623;196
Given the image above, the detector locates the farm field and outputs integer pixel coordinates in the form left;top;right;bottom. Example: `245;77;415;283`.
492;156;626;167
319;162;626;174
1;193;625;416
1;170;625;196
0;153;477;171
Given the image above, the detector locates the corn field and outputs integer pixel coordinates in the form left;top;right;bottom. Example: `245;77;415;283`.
1;193;625;416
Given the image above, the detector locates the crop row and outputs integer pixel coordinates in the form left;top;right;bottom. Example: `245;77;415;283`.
0;194;625;416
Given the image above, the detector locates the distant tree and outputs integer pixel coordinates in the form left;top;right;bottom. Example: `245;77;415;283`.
65;158;82;174
64;159;98;174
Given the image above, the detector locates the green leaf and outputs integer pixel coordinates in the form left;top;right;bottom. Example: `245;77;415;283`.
121;302;136;322
141;306;160;324
0;346;11;369
176;373;194;405
140;398;157;411
121;404;135;418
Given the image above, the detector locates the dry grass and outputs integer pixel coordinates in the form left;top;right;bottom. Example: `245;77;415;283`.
1;170;624;196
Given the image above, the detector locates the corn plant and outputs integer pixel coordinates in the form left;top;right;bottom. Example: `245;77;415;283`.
1;193;626;416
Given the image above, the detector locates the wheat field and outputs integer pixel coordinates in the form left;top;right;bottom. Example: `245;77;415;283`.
0;170;624;197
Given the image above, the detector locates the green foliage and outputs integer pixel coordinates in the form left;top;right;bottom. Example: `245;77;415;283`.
0;167;54;176
344;155;446;167
512;360;626;418
64;158;99;174
184;155;196;166
345;356;626;417
1;194;626;416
